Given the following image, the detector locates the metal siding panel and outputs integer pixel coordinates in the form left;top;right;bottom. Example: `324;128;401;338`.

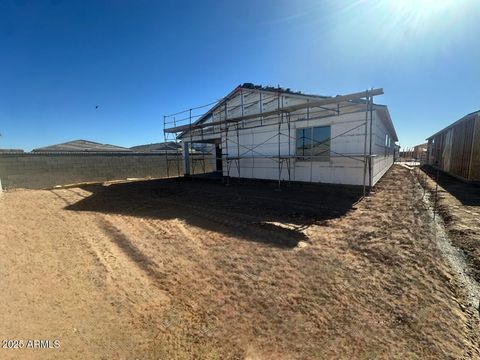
464;117;475;178
443;129;453;172
469;116;480;181
450;126;461;176
448;118;475;179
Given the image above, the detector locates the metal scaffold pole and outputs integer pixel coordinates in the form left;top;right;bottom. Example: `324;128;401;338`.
288;112;292;183
236;123;240;178
163;115;169;178
368;93;373;188
277;93;282;190
189;109;195;177
224;102;230;185
277;120;282;190
201;128;206;174
362;90;368;197
175;116;180;176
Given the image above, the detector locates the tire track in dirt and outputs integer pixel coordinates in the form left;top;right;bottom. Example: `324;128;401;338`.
152;197;308;248
93;215;170;312
50;189;170;318
101;211;220;295
0;188;159;359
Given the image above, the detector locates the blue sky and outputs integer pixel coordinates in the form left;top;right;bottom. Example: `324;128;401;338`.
1;0;479;151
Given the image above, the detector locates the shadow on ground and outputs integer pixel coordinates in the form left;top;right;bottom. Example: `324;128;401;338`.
65;177;363;248
422;165;480;206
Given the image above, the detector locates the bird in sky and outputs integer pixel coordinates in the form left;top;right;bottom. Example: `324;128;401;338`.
95;105;99;109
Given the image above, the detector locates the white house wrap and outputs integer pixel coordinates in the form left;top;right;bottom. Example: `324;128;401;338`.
164;84;398;188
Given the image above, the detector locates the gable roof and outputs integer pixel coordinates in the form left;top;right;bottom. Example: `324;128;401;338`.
32;140;131;152
171;84;397;142
181;83;329;133
130;141;181;152
0;149;24;154
426;110;480;140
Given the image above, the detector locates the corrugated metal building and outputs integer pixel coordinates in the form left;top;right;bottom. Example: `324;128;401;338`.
426;110;480;181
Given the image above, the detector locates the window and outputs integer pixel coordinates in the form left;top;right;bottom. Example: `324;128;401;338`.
385;134;389;156
296;126;331;161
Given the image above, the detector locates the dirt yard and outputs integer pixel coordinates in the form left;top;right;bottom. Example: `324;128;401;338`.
0;165;479;359
415;166;480;282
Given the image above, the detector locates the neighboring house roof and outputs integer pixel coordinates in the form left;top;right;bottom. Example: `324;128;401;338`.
130;141;181;152
426;110;480;140
32;140;131;152
413;143;428;149
0;149;24;153
175;83;398;142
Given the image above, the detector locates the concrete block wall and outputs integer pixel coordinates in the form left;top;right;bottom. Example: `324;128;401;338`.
0;153;212;190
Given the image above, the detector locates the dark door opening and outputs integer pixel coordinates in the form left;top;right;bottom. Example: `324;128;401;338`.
215;143;223;172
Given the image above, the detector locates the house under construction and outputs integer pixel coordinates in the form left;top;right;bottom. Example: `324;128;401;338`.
164;84;398;190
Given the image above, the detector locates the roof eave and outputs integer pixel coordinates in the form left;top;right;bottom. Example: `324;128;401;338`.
426;110;480;140
375;106;398;142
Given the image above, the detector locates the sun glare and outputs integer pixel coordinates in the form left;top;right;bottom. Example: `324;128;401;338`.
392;0;455;13
325;0;473;61
372;0;463;44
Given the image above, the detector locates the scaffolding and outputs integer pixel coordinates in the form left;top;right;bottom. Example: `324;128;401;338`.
163;87;385;196
162;99;219;177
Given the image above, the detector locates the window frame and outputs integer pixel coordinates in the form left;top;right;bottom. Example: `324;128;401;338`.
295;125;331;162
